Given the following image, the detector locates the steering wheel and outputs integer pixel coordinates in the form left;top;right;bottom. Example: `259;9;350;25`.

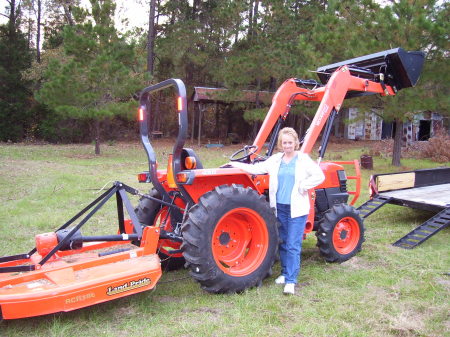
229;145;258;163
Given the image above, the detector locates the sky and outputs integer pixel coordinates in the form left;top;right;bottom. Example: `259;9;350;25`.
0;0;150;30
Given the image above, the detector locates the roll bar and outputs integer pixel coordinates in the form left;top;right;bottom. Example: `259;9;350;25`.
138;79;190;205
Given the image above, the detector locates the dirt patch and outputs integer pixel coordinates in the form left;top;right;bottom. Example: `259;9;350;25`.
337;255;390;271
184;307;224;315
154;295;181;303
340;256;371;270
115;305;137;317
64;153;97;159
388;311;425;337
367;284;400;301
435;276;450;291
179;306;225;325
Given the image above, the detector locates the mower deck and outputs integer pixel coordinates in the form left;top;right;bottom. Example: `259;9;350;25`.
0;241;161;320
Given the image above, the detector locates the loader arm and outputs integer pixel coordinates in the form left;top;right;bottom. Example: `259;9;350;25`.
252;47;424;158
252;66;396;157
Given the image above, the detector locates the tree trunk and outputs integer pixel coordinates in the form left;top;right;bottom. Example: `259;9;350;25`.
299;114;305;138
8;0;17;40
62;0;75;26
214;101;220;141
26;18;32;50
391;119;403;166
253;0;259;39
36;0;41;63
253;77;261;140
269;76;276;91
147;0;156;76
248;0;253;39
247;0;259;41
95;120;101;155
154;91;161;132
192;0;200;20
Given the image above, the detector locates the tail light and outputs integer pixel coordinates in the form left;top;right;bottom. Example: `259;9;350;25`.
176;173;188;183
176;171;195;185
138;107;145;121
138;172;150;183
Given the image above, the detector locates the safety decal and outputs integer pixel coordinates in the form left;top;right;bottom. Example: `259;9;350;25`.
315;103;329;126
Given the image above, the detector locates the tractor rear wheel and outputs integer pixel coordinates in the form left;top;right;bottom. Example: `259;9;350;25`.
316;203;365;263
135;189;185;270
181;184;278;293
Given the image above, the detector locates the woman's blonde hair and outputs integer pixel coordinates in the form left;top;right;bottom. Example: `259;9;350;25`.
277;127;300;151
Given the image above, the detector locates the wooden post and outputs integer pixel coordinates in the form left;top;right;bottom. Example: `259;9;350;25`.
191;102;196;143
198;103;203;146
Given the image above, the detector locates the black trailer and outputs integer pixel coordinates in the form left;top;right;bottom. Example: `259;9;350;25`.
357;167;450;249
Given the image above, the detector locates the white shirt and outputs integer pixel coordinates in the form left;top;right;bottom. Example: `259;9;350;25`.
231;152;325;217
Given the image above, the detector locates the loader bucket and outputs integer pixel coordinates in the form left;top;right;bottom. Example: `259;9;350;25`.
317;48;425;91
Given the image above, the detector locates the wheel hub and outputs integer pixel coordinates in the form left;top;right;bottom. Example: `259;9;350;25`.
340;229;348;240
219;232;231;245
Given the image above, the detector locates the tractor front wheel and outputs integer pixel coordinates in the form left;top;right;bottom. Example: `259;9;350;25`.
316;203;365;263
181;185;278;293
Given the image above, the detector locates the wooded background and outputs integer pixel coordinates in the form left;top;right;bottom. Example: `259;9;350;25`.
0;0;448;157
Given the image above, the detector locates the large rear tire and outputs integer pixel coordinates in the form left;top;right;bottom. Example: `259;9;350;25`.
135;189;185;271
181;184;278;293
316;203;365;263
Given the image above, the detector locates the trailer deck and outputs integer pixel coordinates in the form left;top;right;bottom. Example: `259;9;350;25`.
357;167;450;249
379;183;450;211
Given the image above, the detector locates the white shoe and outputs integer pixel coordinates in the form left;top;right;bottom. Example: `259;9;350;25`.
275;275;285;284
283;283;295;295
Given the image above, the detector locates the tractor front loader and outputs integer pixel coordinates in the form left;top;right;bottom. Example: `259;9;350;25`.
0;48;424;319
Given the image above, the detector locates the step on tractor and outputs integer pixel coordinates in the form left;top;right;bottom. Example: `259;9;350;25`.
0;48;424;319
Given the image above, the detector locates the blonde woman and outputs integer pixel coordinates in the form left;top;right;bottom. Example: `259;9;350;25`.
228;127;324;294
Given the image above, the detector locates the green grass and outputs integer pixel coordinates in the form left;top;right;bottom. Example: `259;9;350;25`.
0;141;448;337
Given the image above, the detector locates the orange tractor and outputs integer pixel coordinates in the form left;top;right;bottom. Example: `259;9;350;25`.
0;48;424;319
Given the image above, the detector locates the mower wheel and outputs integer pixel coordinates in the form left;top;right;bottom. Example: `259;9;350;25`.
181;184;278;293
135;189;185;271
316;203;365;263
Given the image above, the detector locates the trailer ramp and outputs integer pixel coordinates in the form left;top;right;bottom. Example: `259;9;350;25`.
393;207;450;249
357;195;392;218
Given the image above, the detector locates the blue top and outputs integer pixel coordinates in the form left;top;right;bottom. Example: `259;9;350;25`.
276;157;297;205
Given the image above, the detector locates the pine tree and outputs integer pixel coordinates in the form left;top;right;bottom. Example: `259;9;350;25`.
0;0;33;141
36;0;143;154
359;0;449;166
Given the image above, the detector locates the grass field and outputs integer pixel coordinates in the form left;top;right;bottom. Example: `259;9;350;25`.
0;140;448;337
